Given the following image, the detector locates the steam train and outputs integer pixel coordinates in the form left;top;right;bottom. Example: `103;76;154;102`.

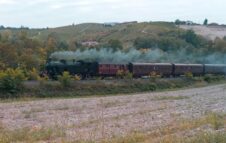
46;59;226;79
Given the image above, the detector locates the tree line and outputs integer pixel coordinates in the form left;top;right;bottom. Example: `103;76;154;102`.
1;28;226;71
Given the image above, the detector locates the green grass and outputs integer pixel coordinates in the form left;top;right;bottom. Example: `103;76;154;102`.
205;112;225;130
0;75;225;99
23;78;193;98
185;132;226;143
152;95;190;101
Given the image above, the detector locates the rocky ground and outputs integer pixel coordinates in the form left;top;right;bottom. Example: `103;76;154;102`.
0;84;226;141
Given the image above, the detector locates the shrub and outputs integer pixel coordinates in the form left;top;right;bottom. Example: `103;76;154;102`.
27;68;40;80
150;71;161;82
38;75;49;88
124;71;133;80
116;70;124;79
107;39;123;52
74;75;81;81
204;75;225;83
185;72;193;79
0;68;26;95
116;70;133;79
58;71;72;88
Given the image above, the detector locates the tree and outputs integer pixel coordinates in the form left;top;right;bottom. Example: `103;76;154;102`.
134;37;158;50
184;30;199;47
108;39;123;51
0;68;26;94
46;36;58;57
1;30;12;42
18;30;28;40
174;19;186;25
223;36;226;41
0;25;4;30
58;41;69;51
203;19;208;25
213;37;226;52
0;43;18;68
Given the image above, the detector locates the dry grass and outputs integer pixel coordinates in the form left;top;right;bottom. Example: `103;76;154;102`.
0;112;225;143
72;112;226;143
0;124;65;143
22;107;45;118
0;84;226;143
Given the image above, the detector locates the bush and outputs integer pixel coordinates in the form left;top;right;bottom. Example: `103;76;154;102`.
185;72;193;79
27;68;40;80
116;70;124;79
108;39;123;51
124;71;133;79
0;68;26;95
116;70;133;79
150;71;161;82
58;71;72;88
204;75;225;83
73;75;81;81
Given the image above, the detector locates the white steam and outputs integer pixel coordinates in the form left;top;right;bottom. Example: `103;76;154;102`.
50;48;226;64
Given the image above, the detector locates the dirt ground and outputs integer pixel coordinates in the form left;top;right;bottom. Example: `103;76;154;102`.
0;84;226;141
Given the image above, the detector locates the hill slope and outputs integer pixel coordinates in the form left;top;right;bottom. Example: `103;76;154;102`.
0;22;182;48
180;25;226;40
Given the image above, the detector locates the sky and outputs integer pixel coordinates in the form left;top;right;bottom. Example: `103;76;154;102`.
0;0;225;28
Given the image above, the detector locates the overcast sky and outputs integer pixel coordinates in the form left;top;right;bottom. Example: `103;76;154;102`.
0;0;225;28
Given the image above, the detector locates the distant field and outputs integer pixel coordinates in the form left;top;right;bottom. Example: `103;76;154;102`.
180;25;226;40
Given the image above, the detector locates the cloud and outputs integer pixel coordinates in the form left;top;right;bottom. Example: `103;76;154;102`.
0;0;225;28
0;0;16;5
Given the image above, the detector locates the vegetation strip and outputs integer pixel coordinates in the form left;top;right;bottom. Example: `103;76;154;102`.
0;69;225;99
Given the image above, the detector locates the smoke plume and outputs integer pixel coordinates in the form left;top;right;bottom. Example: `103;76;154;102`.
50;48;226;64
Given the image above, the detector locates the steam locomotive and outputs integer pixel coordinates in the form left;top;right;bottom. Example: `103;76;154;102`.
46;59;226;79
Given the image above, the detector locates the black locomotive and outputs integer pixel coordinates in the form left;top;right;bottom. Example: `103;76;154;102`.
46;59;226;79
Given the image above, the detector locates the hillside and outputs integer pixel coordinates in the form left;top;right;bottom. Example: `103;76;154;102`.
180;25;226;40
0;22;181;48
2;22;226;47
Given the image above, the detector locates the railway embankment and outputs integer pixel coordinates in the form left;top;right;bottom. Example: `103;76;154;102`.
0;75;225;99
